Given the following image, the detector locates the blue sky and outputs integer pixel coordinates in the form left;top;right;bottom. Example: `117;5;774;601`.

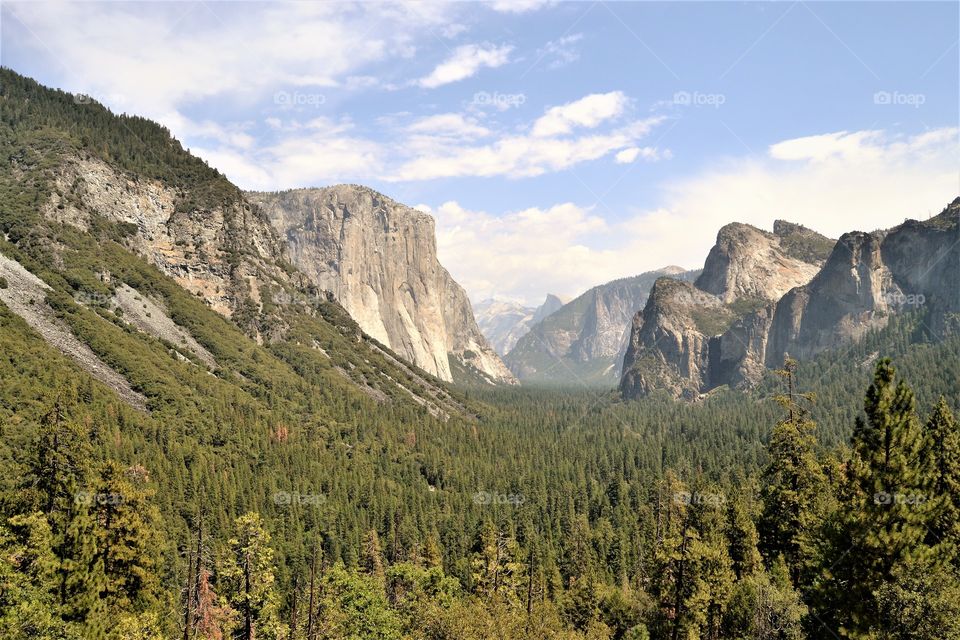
3;1;958;305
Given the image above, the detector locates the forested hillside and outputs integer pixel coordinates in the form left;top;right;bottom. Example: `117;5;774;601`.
1;69;959;639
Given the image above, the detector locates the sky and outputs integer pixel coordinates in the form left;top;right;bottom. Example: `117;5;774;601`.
2;1;958;306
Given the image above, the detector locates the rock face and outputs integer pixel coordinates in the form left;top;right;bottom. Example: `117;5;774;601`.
620;278;733;399
695;221;830;303
621;200;960;400
474;294;565;356
45;156;286;321
766;200;960;365
621;221;833;399
247;186;516;385
766;231;898;363
505;267;699;386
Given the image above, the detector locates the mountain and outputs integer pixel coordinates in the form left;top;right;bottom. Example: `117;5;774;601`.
621;206;959;399
767;202;960;363
474;293;565;356
0;68;474;419
3;70;960;640
694;220;833;303
247;186;516;386
505;267;699;386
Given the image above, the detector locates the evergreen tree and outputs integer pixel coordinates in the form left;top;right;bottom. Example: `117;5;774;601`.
758;358;827;586
919;397;960;561
92;462;162;611
220;513;285;640
816;359;935;636
361;529;385;579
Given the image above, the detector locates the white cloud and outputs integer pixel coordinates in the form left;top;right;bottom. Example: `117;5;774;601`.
615;147;640;164
388;93;664;181
536;33;583;69
434;201;614;303
431;127;959;305
3;1;456;120
417;43;514;88
768;130;884;162
193;121;384;191
532;91;628;137
390;117;665;180
407;113;491;139
488;0;555;13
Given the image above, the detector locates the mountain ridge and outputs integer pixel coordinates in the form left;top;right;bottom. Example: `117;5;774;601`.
621;204;959;399
505;267;699;386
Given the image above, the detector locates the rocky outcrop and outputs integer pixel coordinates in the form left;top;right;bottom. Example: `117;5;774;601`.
621;221;832;399
695;221;829;303
766;199;960;365
621;200;960;400
505;267;698;386
474;294;565;356
247;185;515;385
620;278;733;399
880;200;960;337
45;155;287;324
766;232;899;363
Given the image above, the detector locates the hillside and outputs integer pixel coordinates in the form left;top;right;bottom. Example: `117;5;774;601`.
505;267;699;386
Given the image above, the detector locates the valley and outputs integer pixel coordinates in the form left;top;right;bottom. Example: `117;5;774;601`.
0;3;958;637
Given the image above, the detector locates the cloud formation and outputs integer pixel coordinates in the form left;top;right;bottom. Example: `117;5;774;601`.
427;127;959;305
416;43;513;88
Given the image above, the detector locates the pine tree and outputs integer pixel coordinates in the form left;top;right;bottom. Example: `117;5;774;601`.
919;397;960;561
758;358;827;586
817;359;935;636
725;490;761;580
362;529;385;579
92;461;161;611
220;513;285;640
470;523;527;606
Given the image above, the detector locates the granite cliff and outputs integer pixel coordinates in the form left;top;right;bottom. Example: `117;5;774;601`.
621;220;833;398
621;202;960;400
505;267;699;386
247;186;516;385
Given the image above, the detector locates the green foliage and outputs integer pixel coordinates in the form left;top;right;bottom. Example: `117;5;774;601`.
0;68;242;215
722;560;806;640
759;359;829;586
872;555;960;639
220;513;285;640
314;564;401;640
1;67;958;640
